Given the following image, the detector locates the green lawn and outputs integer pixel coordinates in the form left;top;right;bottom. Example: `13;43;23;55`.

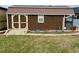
0;35;79;53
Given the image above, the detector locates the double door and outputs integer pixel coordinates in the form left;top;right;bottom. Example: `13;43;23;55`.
12;15;27;29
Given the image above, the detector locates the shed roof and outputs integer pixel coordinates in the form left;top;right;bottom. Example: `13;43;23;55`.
9;5;72;8
0;7;7;10
7;5;74;15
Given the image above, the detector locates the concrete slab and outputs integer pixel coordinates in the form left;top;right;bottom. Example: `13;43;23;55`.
4;29;79;36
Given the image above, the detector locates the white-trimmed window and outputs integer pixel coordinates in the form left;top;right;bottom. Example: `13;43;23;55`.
38;15;44;23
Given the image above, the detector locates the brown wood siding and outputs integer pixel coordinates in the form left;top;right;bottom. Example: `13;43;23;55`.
0;9;7;30
28;15;63;30
28;15;38;30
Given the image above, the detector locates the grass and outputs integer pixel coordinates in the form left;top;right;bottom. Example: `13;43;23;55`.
0;35;79;53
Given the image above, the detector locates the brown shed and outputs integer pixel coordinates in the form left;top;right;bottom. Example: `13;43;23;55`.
0;7;7;30
6;5;74;32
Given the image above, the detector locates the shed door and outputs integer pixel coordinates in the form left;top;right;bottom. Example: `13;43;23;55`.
13;15;27;29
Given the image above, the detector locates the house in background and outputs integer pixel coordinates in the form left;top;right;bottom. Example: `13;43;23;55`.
6;5;75;32
0;7;7;30
73;7;79;30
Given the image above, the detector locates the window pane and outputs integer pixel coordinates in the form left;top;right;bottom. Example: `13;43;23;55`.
14;23;19;28
66;16;72;22
20;15;26;22
21;23;26;28
13;15;18;22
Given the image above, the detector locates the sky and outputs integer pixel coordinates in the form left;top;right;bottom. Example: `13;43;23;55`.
0;0;79;8
0;5;11;8
0;0;79;5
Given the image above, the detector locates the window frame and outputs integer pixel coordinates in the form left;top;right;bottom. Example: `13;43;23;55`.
38;15;44;23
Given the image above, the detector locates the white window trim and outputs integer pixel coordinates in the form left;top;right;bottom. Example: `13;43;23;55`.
38;15;44;23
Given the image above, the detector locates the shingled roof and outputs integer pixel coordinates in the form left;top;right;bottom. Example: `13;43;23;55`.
0;7;7;10
7;5;74;15
9;5;72;8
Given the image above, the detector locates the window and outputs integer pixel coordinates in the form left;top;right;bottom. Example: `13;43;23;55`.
65;16;72;22
38;15;44;23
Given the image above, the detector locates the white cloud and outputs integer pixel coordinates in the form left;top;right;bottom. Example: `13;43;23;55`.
0;0;79;5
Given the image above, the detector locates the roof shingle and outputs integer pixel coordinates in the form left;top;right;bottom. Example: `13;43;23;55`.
7;5;74;15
